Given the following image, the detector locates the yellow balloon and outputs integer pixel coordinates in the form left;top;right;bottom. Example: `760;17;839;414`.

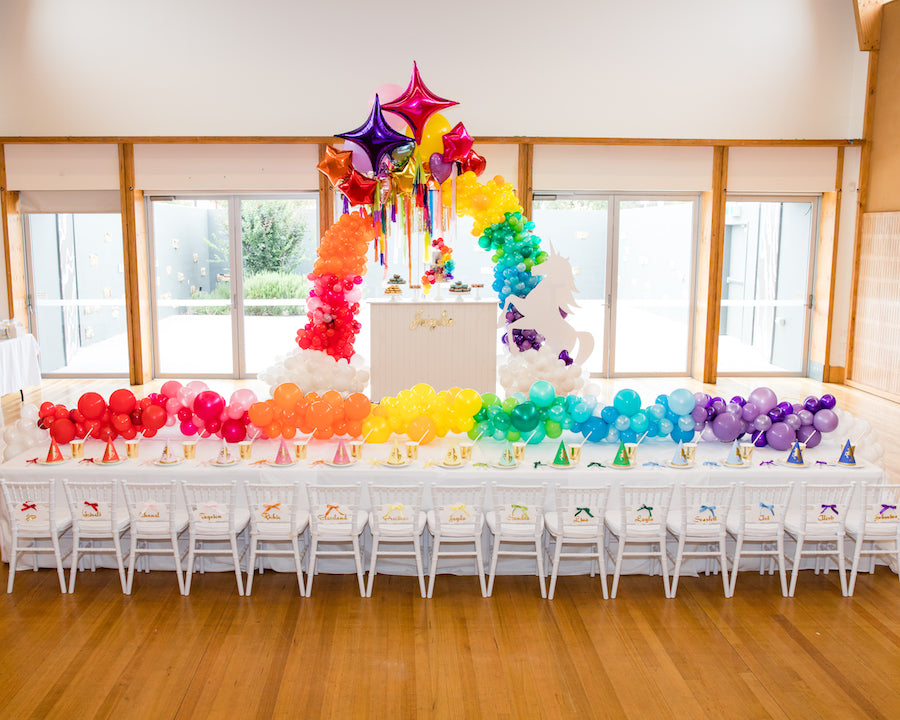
433;411;451;437
412;383;436;401
409;113;451;164
453;388;482;417
362;415;391;444
451;416;475;434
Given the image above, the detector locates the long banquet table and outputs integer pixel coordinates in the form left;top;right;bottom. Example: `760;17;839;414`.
0;435;887;579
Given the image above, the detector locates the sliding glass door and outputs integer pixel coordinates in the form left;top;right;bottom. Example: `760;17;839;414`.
149;195;317;377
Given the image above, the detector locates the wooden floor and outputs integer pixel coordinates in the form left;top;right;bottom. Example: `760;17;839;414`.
2;376;900;719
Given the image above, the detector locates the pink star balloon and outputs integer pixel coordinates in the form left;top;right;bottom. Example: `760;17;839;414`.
441;122;474;163
382;62;458;144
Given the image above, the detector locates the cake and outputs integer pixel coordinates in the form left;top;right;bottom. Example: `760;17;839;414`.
724;439;743;466
158;443;178;464
443;445;462;466
670;442;690;466
215;444;233;465
837;440;856;466
552;440;570;467
274;437;293;465
101;440;120;463
786;440;804;465
449;281;470;294
332;438;352;465
386;441;406;466
498;446;517;467
45;438;65;464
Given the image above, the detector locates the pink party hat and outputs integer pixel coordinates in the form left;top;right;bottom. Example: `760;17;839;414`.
333;438;351;465
274;437;293;465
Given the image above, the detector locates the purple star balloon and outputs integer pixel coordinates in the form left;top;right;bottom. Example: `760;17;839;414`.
336;95;411;174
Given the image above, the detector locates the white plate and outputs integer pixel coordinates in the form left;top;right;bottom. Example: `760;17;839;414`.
722;461;751;469
95;458;126;466
667;461;695;469
437;463;467;470
152;458;184;467
607;463;634;470
376;460;413;469
35;457;70;466
778;459;810;469
490;462;519;470
549;463;578;470
830;462;863;469
264;460;299;468
322;460;358;468
208;459;241;468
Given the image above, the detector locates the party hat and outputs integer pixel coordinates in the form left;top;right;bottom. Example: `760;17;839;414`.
786;440;804;465
274;437;293;465
498;444;517;466
724;439;742;466
386;440;405;465
838;440;856;466
443;445;461;466
552;440;570;467
45;438;65;464
671;441;690;466
612;441;629;467
101;440;120;463
333;438;352;465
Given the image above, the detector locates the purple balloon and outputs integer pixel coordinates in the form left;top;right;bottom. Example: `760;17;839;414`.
820;394;836;410
741;401;759;422
767;421;797;451
429;152;453;184
797;409;814;426
768;407;785;424
791;403;803;415
712;399;727;415
730;395;746;406
813;408;838;433
749;387;778;414
336;95;412;173
694;420;706;432
784;413;801;431
706;407;716;421
797;425;822;448
726;402;742;417
694;392;710;408
754;414;772;432
778;401;793;415
752;429;768;447
803;396;821;413
712;413;742;442
691;405;708;422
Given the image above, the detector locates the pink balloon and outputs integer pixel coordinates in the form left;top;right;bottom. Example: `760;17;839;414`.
160;380;183;399
180;420;197;436
186;380;208;394
222;418;247;443
192;414;205;430
368;84;405;132
193;390;225;422
341;140;373;175
227;404;245;420
165;415;177;427
165;397;181;416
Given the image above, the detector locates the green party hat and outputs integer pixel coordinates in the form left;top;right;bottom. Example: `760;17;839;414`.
613;441;630;466
552;440;570;466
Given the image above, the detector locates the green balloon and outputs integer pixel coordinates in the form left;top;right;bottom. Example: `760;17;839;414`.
501;397;519;414
481;392;500;408
506;429;521;442
545;420;562;438
511;402;540;432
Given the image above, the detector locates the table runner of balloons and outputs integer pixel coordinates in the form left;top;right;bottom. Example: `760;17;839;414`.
21;381;839;455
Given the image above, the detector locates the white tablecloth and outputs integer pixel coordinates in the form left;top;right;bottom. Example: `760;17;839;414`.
0;334;41;396
0;436;886;578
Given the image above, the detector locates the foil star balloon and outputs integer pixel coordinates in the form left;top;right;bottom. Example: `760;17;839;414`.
336;95;411;174
317;145;354;186
392;157;417;196
382;62;458;144
460;149;487;177
339;170;378;207
441;122;474;163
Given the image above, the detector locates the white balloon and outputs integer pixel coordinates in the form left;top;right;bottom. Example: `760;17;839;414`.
20;404;39;422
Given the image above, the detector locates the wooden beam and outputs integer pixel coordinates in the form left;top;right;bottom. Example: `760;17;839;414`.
822;147;844;382
0;177;26;324
701;146;728;384
854;0;885;51
517;143;533;219
0;144;11;319
317;144;334;240
846;49;880;380
118;143;152;385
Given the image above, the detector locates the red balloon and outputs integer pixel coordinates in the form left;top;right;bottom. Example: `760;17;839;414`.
177;407;193;422
119;426;138;440
142;404;167;430
78;392;106;420
49;418;76;444
54;405;68;420
74;422;87;439
460;150;487;176
221;418;247;443
39;402;55;418
97;425;118;442
130;409;143;426
193;390;225;422
111;413;133;433
142;428;157;438
109;388;137;415
85;420;102;438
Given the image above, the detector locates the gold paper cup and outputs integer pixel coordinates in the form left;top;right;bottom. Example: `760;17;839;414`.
182;441;197;460
512;442;526;462
568;445;582;464
294;442;308;460
70;439;85;459
623;443;637;466
405;442;419;461
459;443;473;461
349;441;363;461
238;441;252;460
738;443;754;464
125;440;140;459
683;443;697;463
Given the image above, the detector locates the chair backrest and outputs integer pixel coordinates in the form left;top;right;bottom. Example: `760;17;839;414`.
307;483;363;534
1;478;63;534
368;484;424;533
245;481;302;533
63;479;120;533
430;483;486;534
553;485;609;536
732;482;793;534
182;482;240;533
799;481;855;534
617;484;674;536
491;483;547;535
857;481;900;531
677;484;734;534
122;480;180;534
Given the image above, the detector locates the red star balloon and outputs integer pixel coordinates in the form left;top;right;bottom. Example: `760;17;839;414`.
336;95;411;174
338;169;377;207
382;62;458;144
317;145;354;186
441;122;474;163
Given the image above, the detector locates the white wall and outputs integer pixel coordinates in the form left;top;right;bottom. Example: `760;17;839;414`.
0;0;867;139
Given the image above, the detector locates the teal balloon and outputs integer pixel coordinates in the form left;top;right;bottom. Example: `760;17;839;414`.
613;389;641;416
474;408;488;423
545;420;562;438
658;418;674;435
630;411;649;434
571;402;591;424
468;421;489;440
526;424;546;444
648;403;666;421
547;405;566;424
493;412;511;430
511;401;540;432
493;428;507;441
529;380;556;408
668;388;696;416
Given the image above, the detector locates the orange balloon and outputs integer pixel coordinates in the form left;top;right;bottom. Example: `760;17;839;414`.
322;390;343;408
407;415;437;444
346;419;363;437
274;383;301;411
248;401;274;428
264;421;282;439
313;425;334;440
282;426;297;439
344;393;371;421
308;400;335;431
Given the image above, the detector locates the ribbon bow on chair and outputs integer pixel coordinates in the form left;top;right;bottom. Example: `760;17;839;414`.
638;504;653;517
84;501;99;513
20;502;37;512
820;503;839;515
510;503;529;519
879;504;897;515
323;504;342;518
699;504;716;519
574;507;594;519
759;502;775;517
263;503;281;514
450;504;470;517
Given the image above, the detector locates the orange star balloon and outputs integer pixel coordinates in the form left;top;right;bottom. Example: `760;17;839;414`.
317;145;354;187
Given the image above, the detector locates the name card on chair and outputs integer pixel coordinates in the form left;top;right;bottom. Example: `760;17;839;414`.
380;503;410;522
809;504;839;523
138;501;168;522
747;502;778;524
256;502;285;522
868;503;898;523
631;504;657;524
19;500;48;524
504;503;531;522
317;504;348;522
197;502;224;522
442;504;471;524
81;500;111;520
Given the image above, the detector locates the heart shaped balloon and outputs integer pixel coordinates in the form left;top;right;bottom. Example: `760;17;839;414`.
429;152;454;184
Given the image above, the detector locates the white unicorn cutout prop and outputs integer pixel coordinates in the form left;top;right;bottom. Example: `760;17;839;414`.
499;242;595;367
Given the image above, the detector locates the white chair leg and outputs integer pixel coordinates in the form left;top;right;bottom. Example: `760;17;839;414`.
486;537;501;597
611;536;625;599
669;535;684;598
246;536;258;596
848;534;863;596
719;539;730;597
52;533;67;594
729;537;743;596
68;536;80;594
548;536;563;600
776;535;788;597
474;537;487;598
366;536;379;597
126;533;138;595
184;542;196;596
114;534;128;594
427;535;440;599
788;536;803;597
353;536;366;598
230;537;244;596
292;537;305;597
659;540;671;599
172;535;186;596
837;536;848;596
305;537;318;596
414;536;426;598
536;537;547;599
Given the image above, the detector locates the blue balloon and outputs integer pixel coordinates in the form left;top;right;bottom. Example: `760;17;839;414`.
648;403;666;421
630;411;649;434
671;426;696;443
613;389;641;416
582;394;598;412
600;406;619;424
668;388;696;416
582;417;608;442
619;429;637;444
677;415;695;431
615;415;631;431
571;402;592;424
606;427;619;443
656;394;669;408
658;418;674;435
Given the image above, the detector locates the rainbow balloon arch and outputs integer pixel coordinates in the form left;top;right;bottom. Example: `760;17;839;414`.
6;64;848;456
